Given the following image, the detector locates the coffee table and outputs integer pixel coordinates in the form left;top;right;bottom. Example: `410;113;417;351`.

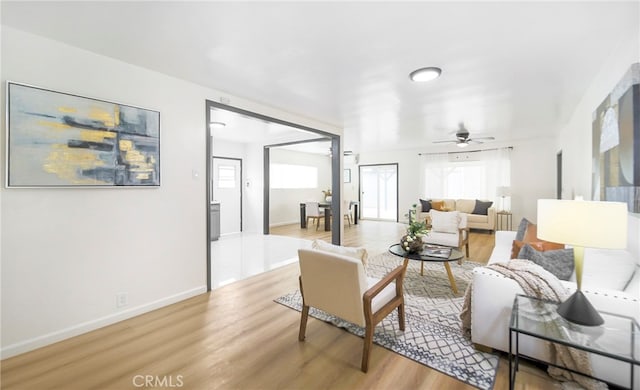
388;243;464;294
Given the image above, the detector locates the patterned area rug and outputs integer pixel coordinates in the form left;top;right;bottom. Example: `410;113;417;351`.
274;252;499;390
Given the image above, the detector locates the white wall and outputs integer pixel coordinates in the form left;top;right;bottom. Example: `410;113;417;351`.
356;139;556;227
557;33;639;201
0;27;340;357
555;26;640;254
269;149;331;226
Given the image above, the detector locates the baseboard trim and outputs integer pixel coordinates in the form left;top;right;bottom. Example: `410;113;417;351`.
1;285;207;359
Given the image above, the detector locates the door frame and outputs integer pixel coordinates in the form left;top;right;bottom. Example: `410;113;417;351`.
205;99;341;292
358;163;399;222
556;150;562;199
212;156;243;233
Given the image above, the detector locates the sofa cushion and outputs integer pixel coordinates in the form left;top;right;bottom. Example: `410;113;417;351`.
471;200;493;215
624;266;640;296
419;199;432;212
581;248;637;291
467;213;488;224
455;199;476;213
311;239;368;266
430;210;460;233
511;240;565;259
517;244;574;281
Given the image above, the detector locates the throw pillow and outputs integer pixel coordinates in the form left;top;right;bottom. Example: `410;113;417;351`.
430;210;460;233
515;218;532;241
430;200;445;211
510;240;565;259
517;244;574;281
471;200;493;215
311;239;368;266
419;199;432;212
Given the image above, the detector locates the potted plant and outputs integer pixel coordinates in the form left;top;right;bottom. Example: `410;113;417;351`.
401;204;429;253
322;188;332;202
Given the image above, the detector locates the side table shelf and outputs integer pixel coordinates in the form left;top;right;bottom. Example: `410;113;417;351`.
509;294;639;389
496;211;512;231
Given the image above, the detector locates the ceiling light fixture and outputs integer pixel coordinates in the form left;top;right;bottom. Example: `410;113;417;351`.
210;121;226;129
457;142;469;148
409;67;442;82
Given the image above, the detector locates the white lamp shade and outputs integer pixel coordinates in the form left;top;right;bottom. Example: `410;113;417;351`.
537;199;627;249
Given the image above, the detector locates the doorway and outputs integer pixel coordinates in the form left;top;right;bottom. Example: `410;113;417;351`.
359;163;398;221
205;100;342;292
212;157;242;235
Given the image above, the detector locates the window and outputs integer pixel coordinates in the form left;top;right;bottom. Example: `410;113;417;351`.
420;148;511;201
217;165;236;188
270;163;318;189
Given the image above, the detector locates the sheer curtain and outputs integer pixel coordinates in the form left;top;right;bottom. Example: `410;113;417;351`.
419;148;511;206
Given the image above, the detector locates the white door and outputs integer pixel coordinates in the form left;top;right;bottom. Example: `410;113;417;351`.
212;157;242;235
359;164;398;221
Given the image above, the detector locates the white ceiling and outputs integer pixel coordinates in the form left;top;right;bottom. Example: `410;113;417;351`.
2;1;638;153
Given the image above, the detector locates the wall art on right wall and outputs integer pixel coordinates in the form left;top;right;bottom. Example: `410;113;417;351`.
592;63;640;213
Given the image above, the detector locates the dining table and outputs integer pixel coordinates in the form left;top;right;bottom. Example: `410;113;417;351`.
299;201;359;231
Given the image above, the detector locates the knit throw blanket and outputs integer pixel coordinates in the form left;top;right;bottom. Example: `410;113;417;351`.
460;260;606;390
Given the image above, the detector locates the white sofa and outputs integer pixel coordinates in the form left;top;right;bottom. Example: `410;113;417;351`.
471;227;640;388
417;199;496;232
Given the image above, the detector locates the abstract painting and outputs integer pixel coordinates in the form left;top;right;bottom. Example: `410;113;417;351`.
7;82;160;187
592;63;640;213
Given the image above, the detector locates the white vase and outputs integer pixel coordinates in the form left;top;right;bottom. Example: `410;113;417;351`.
325;196;332;202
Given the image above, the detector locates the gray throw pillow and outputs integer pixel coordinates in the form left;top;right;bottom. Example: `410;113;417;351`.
471;200;493;215
515;218;531;241
518;244;574;281
419;199;431;212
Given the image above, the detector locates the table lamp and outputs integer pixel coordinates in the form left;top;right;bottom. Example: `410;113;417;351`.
497;186;511;212
537;199;628;326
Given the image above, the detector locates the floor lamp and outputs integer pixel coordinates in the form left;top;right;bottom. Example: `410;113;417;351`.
537;199;628;326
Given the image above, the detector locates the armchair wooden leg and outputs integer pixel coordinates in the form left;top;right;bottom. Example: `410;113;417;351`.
298;304;310;341
397;303;405;331
361;324;374;372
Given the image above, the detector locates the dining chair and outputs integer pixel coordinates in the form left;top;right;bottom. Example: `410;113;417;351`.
343;200;352;227
305;202;324;230
298;248;407;372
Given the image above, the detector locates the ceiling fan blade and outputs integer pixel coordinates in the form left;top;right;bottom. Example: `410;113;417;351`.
468;139;485;144
432;140;457;144
471;136;495;141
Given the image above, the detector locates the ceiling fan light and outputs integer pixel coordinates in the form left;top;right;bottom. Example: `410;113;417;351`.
409;67;442;82
457;142;469;148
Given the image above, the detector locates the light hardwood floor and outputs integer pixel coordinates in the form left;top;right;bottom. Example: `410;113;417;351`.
1;221;555;390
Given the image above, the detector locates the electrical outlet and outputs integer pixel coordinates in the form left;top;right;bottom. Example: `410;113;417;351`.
116;292;128;308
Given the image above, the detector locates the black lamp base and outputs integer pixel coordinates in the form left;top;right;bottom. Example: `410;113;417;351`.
557;290;604;326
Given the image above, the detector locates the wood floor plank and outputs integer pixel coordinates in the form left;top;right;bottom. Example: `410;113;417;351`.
1;221;555;390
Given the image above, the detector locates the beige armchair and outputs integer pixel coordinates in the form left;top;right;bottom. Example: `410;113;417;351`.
297;248;407;372
422;210;469;260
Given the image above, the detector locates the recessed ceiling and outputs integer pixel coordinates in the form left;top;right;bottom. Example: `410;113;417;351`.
2;1;638;153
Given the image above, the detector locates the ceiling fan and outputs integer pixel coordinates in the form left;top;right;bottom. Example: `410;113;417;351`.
432;123;495;148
